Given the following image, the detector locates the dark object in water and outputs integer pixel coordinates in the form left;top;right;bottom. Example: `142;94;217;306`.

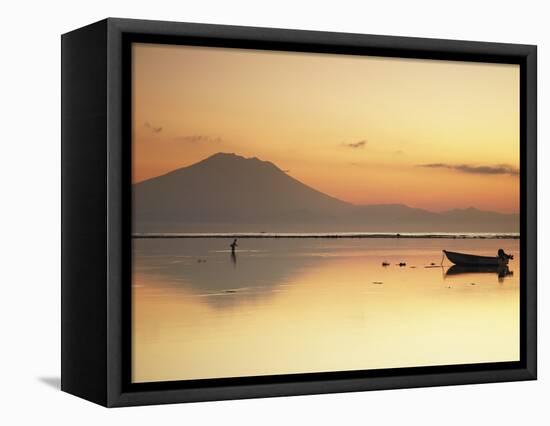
443;250;510;267
225;289;237;293
430;262;436;266
382;261;390;266
372;281;383;285
397;262;406;267
446;264;513;278
230;238;238;253
498;248;514;260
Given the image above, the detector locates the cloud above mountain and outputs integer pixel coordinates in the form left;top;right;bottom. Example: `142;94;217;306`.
144;122;163;133
418;163;519;176
343;140;367;149
174;135;222;144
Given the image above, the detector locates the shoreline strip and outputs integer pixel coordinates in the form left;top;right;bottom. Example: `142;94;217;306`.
132;233;519;240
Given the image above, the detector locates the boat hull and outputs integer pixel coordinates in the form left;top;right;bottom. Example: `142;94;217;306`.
443;250;508;267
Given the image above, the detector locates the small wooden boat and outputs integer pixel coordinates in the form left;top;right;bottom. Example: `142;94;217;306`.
443;250;509;267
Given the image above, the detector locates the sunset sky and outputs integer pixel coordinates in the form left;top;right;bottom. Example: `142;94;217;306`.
132;43;520;213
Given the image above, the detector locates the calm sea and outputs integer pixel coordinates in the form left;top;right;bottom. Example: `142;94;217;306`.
132;237;519;383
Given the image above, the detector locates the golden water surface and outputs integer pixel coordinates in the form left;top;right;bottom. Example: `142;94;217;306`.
132;238;519;383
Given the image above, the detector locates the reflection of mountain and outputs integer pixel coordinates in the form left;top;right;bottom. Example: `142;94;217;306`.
133;153;519;233
133;238;328;308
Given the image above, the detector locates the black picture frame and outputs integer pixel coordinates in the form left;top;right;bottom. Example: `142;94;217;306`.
61;18;537;407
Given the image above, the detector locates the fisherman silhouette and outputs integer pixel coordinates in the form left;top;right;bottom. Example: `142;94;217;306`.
498;248;513;260
230;239;238;267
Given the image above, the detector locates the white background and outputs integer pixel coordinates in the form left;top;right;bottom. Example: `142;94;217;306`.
0;0;547;424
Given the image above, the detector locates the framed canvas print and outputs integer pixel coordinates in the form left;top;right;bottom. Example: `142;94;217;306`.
61;18;537;407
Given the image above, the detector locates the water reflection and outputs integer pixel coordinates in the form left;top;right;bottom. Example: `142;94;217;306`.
446;264;514;281
132;238;520;382
132;238;331;308
133;238;518;309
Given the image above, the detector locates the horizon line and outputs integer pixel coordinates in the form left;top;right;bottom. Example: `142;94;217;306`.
132;232;520;240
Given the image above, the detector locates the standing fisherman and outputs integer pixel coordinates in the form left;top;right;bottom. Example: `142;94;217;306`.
230;238;238;254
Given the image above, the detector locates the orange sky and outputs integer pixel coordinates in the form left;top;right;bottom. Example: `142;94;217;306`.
132;43;520;213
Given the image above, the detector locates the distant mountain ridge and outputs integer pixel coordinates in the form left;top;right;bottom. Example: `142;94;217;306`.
133;153;519;233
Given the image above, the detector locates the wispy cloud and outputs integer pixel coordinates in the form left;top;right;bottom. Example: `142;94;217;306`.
174;135;222;144
343;140;367;149
418;163;519;176
144;122;162;133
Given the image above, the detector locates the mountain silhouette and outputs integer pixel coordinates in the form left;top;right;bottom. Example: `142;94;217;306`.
133;153;519;233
